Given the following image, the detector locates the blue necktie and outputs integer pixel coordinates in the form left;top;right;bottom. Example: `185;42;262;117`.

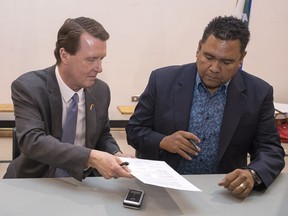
55;93;79;177
61;93;79;144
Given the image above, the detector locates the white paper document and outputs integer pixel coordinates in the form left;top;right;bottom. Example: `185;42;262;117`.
119;157;201;192
274;102;288;113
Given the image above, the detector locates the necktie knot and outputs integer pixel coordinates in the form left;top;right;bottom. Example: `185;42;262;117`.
71;93;79;104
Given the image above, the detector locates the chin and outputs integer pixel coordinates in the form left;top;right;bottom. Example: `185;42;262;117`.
86;80;96;87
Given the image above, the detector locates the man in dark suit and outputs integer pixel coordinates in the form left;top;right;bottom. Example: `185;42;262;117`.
126;16;285;198
4;17;132;181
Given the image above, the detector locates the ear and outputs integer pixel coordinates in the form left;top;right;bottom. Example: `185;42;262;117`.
196;40;202;56
59;48;69;65
242;51;247;58
239;51;247;66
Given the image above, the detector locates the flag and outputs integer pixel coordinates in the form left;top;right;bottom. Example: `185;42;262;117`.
234;0;252;69
235;0;252;26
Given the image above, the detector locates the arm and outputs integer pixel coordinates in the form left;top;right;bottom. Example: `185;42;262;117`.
126;71;166;159
126;66;197;160
246;85;285;188
218;85;285;198
12;74;91;180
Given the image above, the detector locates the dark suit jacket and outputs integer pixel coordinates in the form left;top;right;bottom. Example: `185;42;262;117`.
4;65;120;181
126;63;285;189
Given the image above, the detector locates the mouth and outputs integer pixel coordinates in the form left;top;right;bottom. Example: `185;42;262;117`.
88;74;97;79
87;76;97;83
206;75;219;81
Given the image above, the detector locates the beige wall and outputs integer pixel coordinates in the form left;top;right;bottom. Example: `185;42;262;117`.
0;0;287;119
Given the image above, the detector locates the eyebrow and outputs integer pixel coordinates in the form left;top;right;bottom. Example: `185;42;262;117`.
204;52;235;63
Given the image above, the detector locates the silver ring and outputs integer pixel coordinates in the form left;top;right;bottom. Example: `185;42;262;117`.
239;183;246;190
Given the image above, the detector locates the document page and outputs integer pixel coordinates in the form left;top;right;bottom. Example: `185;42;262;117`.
119;157;201;191
274;102;288;113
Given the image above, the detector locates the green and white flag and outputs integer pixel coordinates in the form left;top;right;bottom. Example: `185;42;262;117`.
235;0;252;26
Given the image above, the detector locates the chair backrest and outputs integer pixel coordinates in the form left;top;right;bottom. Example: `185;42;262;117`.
12;127;20;160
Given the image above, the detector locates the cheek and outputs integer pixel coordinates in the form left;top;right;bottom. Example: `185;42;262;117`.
196;58;209;72
223;67;238;80
74;61;91;75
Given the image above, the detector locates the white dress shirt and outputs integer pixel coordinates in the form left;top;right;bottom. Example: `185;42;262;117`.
55;67;86;147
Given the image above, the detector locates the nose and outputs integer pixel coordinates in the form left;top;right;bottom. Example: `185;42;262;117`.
210;59;221;72
94;59;103;73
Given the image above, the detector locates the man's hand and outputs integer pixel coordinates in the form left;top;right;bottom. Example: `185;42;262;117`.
87;150;133;179
159;130;201;160
218;169;255;199
114;151;135;158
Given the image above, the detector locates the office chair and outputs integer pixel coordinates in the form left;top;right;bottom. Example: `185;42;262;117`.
12;127;20;160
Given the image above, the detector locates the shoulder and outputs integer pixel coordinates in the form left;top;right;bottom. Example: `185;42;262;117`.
90;78;109;90
11;66;56;105
149;63;196;83
86;78;110;99
237;70;272;89
232;70;273;102
152;63;196;76
13;66;55;86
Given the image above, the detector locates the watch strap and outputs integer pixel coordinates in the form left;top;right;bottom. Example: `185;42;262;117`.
248;169;262;185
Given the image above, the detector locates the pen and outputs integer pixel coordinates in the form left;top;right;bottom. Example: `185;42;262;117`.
189;139;200;150
120;161;129;167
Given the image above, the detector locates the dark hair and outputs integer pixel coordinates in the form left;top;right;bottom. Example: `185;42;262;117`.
201;16;250;54
54;17;110;64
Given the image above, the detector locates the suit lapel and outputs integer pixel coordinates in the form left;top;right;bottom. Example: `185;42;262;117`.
47;66;62;141
174;66;196;131
216;71;247;164
84;89;97;149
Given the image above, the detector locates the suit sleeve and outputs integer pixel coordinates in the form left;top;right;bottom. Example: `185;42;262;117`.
246;86;285;189
126;71;165;159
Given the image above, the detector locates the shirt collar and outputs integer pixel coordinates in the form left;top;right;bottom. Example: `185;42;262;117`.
55;66;84;103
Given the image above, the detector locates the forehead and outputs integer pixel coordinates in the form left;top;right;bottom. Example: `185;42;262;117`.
201;35;242;58
79;32;103;47
77;32;107;55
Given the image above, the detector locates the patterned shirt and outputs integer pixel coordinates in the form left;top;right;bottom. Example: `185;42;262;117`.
177;73;228;174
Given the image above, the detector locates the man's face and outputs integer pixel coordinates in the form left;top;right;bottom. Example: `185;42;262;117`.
196;35;245;93
60;32;107;91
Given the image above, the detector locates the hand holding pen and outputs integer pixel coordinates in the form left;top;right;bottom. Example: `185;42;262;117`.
189;138;201;151
113;160;133;179
159;130;201;160
120;162;129;167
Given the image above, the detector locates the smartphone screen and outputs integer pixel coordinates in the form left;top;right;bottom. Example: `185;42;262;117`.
123;189;144;209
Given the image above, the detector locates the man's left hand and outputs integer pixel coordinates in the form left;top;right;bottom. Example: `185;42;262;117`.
218;169;254;199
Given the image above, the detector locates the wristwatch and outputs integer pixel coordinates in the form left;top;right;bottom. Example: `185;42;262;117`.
248;169;262;185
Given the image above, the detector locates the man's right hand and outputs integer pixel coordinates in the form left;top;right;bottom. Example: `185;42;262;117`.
159;130;201;160
87;150;133;179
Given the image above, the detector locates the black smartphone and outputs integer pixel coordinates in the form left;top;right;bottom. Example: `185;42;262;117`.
123;188;145;209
